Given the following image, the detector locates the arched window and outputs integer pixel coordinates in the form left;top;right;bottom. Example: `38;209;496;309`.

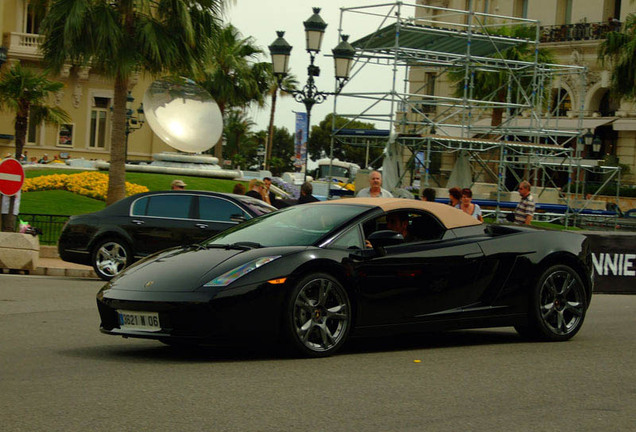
551;88;572;116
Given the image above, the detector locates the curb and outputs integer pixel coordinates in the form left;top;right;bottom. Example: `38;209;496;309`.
31;267;99;279
2;266;99;278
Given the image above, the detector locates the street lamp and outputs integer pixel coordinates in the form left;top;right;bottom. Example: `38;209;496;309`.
592;135;602;154
583;129;594;147
268;7;355;181
583;128;602;157
124;92;145;160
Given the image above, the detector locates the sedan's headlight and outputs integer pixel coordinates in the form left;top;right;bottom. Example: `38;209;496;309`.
203;256;281;287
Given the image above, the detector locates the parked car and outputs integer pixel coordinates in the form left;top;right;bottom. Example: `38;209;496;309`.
96;198;594;357
59;191;275;280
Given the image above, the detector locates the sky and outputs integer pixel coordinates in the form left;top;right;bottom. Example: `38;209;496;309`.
223;1;398;134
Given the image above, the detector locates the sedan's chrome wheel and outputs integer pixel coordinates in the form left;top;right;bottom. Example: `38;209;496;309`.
529;264;587;341
288;273;351;357
92;239;130;281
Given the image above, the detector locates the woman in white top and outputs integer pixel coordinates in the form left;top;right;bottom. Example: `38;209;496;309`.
457;188;483;222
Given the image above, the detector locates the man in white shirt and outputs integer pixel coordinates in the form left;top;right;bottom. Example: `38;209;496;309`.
356;171;393;198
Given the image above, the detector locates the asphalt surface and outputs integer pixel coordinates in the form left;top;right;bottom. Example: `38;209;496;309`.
1;276;635;431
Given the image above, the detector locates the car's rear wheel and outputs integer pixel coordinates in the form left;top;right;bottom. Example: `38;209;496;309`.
519;264;587;341
283;273;352;358
91;238;131;281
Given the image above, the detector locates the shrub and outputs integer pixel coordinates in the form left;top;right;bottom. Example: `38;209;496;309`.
22;172;148;200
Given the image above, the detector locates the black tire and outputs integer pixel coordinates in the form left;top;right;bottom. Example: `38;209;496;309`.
283;273;352;358
521;264;587;341
91;238;132;281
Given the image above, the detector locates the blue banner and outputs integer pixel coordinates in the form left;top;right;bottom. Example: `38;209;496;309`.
294;112;308;170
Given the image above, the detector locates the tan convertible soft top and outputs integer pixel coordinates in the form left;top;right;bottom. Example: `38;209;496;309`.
315;197;482;229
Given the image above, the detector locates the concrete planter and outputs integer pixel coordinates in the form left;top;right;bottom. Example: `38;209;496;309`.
0;233;40;271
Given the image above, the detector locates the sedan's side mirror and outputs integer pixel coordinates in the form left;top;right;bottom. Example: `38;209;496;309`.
367;230;404;256
230;214;246;223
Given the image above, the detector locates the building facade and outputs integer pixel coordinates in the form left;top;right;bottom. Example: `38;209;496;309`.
416;0;636;185
0;0;173;164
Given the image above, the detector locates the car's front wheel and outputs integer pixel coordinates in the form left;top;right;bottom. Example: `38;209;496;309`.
91;238;131;281
283;273;352;358
518;264;587;341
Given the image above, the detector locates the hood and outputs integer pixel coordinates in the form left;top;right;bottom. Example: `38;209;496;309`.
108;246;244;292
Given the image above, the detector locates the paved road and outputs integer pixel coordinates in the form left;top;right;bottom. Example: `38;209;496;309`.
1;275;635;432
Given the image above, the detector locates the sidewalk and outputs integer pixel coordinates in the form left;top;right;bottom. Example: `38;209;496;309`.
1;245;98;279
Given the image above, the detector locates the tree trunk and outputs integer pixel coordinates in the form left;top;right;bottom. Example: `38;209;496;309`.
106;76;129;206
265;86;278;170
491;89;506;127
13;101;29;160
491;107;503;127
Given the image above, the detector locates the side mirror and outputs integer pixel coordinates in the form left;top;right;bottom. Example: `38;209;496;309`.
230;214;246;223
367;230;404;250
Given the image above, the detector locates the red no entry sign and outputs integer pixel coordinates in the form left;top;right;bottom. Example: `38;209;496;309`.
0;158;25;196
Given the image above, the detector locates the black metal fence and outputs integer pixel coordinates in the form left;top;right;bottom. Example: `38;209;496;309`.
540;21;622;43
19;214;70;245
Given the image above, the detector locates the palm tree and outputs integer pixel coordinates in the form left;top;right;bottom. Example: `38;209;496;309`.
223;108;256;159
195;24;271;161
0;64;70;160
40;0;221;205
265;73;298;170
599;13;636;100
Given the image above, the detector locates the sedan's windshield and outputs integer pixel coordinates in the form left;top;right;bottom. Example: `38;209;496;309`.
203;204;368;247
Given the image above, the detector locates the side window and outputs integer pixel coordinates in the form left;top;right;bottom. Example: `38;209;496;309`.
143;195;193;219
407;212;445;241
131;197;149;216
198;196;246;222
363;211;446;243
330;224;364;250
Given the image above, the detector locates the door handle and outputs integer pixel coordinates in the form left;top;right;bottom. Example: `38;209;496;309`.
195;223;209;229
132;219;145;225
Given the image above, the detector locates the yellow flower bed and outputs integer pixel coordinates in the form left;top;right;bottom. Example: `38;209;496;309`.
22;172;149;201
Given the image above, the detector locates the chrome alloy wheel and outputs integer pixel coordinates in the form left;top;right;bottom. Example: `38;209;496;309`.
292;276;351;354
538;268;585;336
95;241;129;278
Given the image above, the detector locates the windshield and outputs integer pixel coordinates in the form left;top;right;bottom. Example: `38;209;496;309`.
204;204;368;247
317;165;349;179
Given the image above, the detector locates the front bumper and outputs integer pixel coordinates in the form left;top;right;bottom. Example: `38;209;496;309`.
97;281;288;345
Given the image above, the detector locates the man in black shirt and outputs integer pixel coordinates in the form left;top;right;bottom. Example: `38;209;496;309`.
245;179;266;201
297;182;319;204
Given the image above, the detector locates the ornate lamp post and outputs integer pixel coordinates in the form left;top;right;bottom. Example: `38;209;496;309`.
268;7;355;181
124;91;145;160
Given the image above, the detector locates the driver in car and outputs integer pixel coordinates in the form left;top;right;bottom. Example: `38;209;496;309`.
366;212;411;248
386;212;411;241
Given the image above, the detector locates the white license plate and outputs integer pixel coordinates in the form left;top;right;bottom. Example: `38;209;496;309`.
118;310;161;332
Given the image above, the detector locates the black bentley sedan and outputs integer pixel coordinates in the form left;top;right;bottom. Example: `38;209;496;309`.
59;190;275;280
97;198;594;357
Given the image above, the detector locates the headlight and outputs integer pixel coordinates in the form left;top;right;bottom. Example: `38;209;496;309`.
203;256;281;287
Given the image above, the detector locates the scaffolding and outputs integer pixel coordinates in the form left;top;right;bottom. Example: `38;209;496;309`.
329;1;621;226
